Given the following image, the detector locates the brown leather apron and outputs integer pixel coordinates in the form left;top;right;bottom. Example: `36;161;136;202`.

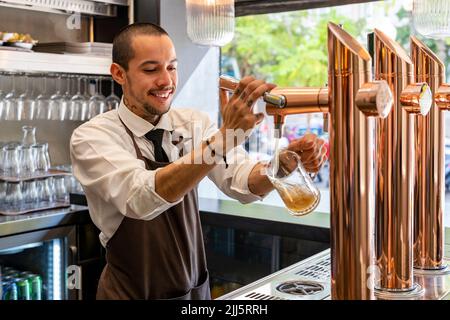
96;119;210;300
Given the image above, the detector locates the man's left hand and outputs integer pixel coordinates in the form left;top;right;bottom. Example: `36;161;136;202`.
287;133;327;173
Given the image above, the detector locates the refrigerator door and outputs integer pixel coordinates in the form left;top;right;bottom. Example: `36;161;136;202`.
0;225;77;300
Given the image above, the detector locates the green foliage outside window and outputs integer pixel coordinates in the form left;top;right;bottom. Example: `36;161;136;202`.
222;9;367;88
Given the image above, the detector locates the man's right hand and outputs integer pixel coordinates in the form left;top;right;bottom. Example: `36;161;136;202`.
219;76;277;151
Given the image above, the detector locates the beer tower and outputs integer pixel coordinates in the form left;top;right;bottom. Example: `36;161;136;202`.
410;36;450;273
372;29;432;298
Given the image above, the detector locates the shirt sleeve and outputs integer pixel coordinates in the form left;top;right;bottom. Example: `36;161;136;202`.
70;122;183;221
200;114;267;204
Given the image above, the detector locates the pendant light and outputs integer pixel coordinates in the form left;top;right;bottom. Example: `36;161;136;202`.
412;0;450;38
186;0;235;46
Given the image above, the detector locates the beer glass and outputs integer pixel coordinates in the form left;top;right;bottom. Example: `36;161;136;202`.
3;144;21;177
22;125;36;146
266;149;320;216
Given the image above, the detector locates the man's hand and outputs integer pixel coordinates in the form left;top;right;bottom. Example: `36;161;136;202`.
287;133;327;173
219;76;276;153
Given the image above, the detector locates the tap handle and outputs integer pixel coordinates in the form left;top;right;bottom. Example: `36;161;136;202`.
219;74;286;108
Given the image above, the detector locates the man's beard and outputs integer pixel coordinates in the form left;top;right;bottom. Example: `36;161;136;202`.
142;101;171;116
131;87;173;117
126;75;174;117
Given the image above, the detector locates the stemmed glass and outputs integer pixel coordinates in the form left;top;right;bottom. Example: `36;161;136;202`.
70;76;88;121
0;73;6;120
35;75;51;120
61;74;72;121
80;76;91;120
18;73;36;120
88;77;106;119
105;78;120;111
4;73;21;120
49;74;64;120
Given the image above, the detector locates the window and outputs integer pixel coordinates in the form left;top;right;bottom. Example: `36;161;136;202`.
199;0;450;228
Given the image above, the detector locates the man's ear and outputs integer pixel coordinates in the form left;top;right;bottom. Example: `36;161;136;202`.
110;63;126;86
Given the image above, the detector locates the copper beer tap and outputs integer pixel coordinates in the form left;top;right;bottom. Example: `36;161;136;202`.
410;36;450;273
220;22;393;299
372;29;432;296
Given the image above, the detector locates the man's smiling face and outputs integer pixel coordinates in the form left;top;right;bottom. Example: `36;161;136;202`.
123;34;178;117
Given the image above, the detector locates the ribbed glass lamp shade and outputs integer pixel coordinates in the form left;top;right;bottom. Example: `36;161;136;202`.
186;0;235;47
413;0;450;38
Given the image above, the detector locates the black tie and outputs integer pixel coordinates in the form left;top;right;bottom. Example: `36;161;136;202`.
145;129;169;162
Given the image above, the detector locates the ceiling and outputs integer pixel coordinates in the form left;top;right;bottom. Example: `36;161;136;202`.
235;0;381;16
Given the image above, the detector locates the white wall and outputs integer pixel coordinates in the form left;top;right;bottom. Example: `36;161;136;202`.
160;0;220;125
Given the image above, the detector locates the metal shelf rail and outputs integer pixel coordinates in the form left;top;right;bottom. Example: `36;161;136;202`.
0;0;128;17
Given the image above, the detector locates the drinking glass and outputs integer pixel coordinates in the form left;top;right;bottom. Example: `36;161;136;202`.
54;176;69;203
5;181;23;210
88;77;106;119
32;143;50;173
69;76;88;121
19;145;36;177
4;73;21;120
0;180;6;205
22;125;37;146
22;180;38;205
265;149;320;216
3;144;21;177
48;75;65;120
105;78;120;111
0;142;5;174
0;73;7;120
81;77;91;120
36;178;54;204
17;74;36;120
35;76;51;120
61;74;72;120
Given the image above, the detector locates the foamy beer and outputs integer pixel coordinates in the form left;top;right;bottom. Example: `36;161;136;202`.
266;149;320;216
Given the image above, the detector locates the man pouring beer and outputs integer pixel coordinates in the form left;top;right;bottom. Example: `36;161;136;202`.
70;23;327;300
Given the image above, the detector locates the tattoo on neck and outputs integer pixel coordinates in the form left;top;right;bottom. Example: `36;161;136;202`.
123;97;137;112
123;96;160;124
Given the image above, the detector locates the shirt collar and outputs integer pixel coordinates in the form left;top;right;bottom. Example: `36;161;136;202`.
118;98;173;138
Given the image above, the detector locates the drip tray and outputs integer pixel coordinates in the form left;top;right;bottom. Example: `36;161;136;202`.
218;249;331;300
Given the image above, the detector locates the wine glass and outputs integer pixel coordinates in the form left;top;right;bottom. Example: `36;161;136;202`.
49;74;65;120
18;73;36;120
88;77;106;119
105;78;120;111
78;76;91;121
69;76;88;121
0;72;6;120
35;75;51;120
61;74;72;120
4;73;21;120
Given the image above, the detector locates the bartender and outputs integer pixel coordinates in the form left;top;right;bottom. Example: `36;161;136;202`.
70;23;327;300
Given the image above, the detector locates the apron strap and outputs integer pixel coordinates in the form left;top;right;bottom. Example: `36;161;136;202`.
119;116;146;163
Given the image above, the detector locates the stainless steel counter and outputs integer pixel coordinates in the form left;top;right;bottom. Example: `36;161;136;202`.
0;205;90;237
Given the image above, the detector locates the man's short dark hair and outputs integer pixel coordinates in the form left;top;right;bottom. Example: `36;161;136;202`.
113;22;169;70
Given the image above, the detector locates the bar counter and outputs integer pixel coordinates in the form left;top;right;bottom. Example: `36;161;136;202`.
0;196;330;244
1;196;448;253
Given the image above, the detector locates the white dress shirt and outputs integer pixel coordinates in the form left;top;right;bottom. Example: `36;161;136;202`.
70;100;264;247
